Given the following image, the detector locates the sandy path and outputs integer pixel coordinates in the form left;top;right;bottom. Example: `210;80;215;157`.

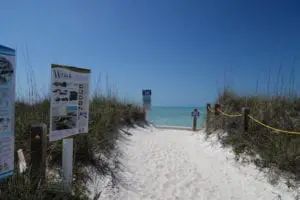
96;126;296;200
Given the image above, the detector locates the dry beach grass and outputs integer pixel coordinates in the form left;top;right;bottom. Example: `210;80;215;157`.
207;88;300;189
0;88;145;199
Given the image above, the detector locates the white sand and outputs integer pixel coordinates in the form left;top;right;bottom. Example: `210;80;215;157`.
91;125;298;200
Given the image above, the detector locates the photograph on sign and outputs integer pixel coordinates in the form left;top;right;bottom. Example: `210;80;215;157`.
0;45;16;180
52;105;78;131
50;64;90;141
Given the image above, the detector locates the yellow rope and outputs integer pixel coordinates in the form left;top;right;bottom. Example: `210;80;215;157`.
208;103;300;135
216;109;242;118
248;115;300;135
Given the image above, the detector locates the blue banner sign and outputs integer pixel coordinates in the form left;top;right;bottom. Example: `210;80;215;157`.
142;89;152;96
142;89;152;110
0;45;16;181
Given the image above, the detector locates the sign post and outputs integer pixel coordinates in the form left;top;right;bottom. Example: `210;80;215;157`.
62;138;73;193
142;89;152;121
49;64;91;193
191;108;200;131
0;45;16;181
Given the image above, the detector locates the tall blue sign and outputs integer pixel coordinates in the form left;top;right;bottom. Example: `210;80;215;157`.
142;89;152;110
0;45;16;181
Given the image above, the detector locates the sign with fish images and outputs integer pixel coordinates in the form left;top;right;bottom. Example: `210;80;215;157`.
142;89;152;110
0;45;16;180
49;64;91;141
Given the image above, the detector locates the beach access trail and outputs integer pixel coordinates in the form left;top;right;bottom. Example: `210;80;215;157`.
92;125;297;200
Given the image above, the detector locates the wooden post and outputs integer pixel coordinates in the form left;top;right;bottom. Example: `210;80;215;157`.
242;107;250;132
30;124;47;184
206;104;211;131
215;104;220;116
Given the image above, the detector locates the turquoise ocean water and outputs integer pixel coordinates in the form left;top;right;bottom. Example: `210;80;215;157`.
147;107;206;128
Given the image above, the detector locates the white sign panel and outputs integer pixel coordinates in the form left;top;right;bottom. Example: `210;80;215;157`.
0;45;16;180
50;64;90;142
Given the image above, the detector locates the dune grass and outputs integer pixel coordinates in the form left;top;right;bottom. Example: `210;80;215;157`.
206;88;300;186
0;92;145;199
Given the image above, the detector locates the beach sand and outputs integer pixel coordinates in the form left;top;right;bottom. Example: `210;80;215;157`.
89;125;297;200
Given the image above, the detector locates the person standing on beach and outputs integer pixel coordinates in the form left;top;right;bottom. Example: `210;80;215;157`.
191;108;200;131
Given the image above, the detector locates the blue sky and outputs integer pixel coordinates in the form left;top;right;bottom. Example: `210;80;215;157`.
1;0;300;106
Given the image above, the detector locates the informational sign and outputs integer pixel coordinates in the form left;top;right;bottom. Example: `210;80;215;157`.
49;64;91;142
191;110;200;118
142;89;152;110
0;45;16;180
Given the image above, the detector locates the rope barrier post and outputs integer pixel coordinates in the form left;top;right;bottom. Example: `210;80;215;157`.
30;124;47;185
215;104;220;116
206;104;211;131
242;107;250;132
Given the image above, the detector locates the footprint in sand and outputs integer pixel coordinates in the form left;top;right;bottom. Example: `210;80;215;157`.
165;173;171;179
156;164;164;169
